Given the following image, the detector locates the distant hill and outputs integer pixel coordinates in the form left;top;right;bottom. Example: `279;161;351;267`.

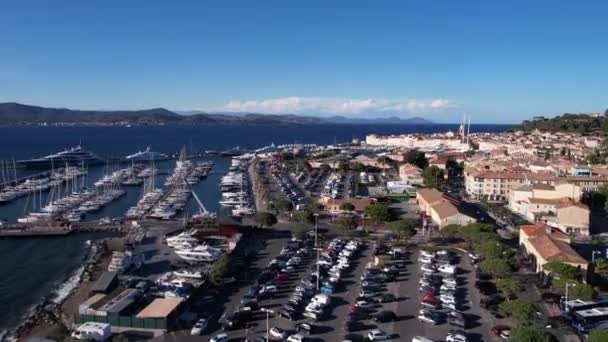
0;102;436;126
325;115;434;125
513;113;608;134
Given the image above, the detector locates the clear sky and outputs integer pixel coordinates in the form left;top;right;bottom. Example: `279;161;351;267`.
1;1;606;123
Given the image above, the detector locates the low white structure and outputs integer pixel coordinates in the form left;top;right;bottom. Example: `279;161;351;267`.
71;322;111;341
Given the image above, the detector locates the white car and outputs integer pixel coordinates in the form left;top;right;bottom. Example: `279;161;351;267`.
443;302;458;311
190;318;208;335
356;300;375;310
441;284;457;291
210;334;228;342
443;278;457;286
418;314;437;325
368;329;391;341
438;265;456;274
303;311;321;321
287;334;305;342
418;257;434;264
305;305;324;315
436;250;449;256
420;250;435;258
270;327;288;339
420;265;436;273
260;285;278;293
440;296;457;304
446;332;468;342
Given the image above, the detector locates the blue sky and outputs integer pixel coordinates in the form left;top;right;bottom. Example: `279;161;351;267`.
0;1;606;123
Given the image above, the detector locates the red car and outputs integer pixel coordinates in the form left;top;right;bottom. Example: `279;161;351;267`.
423;292;437;301
351;305;364;313
422;297;441;305
274;273;288;282
491;325;510;336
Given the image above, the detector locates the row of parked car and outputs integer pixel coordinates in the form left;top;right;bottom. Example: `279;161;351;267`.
271;238;364;342
343;245;405;341
417;249;469;342
271;168;308;207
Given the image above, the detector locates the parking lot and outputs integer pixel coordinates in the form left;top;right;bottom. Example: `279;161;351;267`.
158;222;502;342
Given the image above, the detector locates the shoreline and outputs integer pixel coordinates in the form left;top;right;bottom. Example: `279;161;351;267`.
10;239;107;341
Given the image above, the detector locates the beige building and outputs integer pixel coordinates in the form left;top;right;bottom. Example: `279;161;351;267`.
416;188;476;228
519;223;588;273
508;182;590;236
465;170;608;202
399;163;423;185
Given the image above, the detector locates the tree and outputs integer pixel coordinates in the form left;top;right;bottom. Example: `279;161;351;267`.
543;262;582;290
386;219;418;241
254;212;278;227
364;203;392;223
421;166;446;190
567;281;598;300
350;162;366;173
590;328;608;342
337;216;358;232
339;202;355;212
509;326;553;342
594;258;608;289
440;224;462;240
599;183;608;212
412;151;429;169
480;258;513;278
497;278;524;298
476;241;513;260
209;253;230;285
499;299;537;323
276;199;294;212
295;209;316;225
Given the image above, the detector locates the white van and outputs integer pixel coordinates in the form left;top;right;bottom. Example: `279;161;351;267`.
71;322;111;341
412;337;435;342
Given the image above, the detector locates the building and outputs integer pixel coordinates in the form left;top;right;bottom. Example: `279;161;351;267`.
465;170;608;201
399;163;423;185
352;155;391;169
519;223;588;273
91;272;119;294
416;188;477;228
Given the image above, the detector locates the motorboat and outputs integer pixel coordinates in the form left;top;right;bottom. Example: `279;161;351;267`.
166;232;199;248
175;245;222;263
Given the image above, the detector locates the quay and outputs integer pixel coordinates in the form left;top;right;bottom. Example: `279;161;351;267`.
0;221;129;239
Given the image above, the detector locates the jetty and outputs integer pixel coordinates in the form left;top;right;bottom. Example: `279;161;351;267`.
0;221;127;239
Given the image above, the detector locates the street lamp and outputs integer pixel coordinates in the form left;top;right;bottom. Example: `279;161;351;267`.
565;281;577;307
313;212;319;248
592;250;602;263
260;308;274;341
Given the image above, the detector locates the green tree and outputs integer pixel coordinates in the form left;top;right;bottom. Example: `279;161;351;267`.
412;151;429;169
386;219;418;241
295;209;316;225
509;326;553;342
567;281;598;300
276;199;294;212
590;328;608;342
543;262;582;290
339;202;355;212
499;299;537;323
209;253;230;285
254;212;278;227
337;216;358;232
440;224;462;240
599;184;608;212
421;166;446;189
476;241;513;260
497;278;524;298
364;203;392;223
480;258;513;278
595;258;608;289
350;162;366;173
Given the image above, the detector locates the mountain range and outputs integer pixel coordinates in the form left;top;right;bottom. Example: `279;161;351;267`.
0;102;435;126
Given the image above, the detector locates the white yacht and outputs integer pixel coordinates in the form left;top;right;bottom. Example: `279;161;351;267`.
175;245;222;263
173;269;204;279
166;232;198;248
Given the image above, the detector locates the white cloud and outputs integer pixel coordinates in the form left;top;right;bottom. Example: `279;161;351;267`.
220;96;456;117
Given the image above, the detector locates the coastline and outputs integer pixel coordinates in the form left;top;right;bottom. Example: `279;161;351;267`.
10;239;107;341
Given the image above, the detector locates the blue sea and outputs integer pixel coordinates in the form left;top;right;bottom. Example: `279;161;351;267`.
0;123;510;330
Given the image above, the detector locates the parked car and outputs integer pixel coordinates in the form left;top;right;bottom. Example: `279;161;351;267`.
375;293;396;303
368;329;391;341
270;327;288;340
295;322;316;334
373;310;397;323
190;318;208;335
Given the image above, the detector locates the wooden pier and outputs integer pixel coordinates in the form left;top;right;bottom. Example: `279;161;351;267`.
0;221;126;239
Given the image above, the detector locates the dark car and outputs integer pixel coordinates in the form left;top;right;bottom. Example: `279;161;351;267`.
343;333;365;342
345;320;366;332
222;313;246;330
278;310;299;321
295;322;317;334
348;311;369;321
373;310;397;323
448;316;467;329
375;293;396;303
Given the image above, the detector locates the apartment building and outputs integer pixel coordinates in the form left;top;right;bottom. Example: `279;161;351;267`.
465;169;608;202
